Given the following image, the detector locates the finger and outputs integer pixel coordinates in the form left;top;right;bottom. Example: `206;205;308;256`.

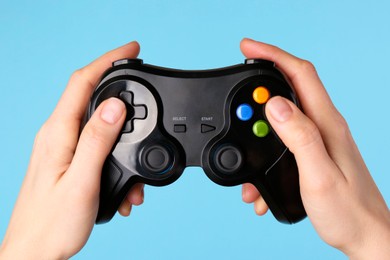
118;184;144;217
265;96;346;192
118;201;132;217
254;196;269;216
242;183;260;203
43;41;140;165
66;98;126;188
125;183;145;206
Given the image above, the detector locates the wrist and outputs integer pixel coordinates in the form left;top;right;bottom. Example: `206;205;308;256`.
0;241;36;260
345;217;390;260
0;239;65;260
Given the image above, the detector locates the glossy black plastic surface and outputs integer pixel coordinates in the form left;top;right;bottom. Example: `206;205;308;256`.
84;59;306;224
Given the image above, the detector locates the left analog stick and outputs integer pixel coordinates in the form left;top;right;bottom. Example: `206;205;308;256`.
141;145;173;174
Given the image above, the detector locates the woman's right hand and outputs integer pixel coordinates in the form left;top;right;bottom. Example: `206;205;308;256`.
240;38;390;259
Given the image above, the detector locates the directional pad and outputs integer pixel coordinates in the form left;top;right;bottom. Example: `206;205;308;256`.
119;91;147;133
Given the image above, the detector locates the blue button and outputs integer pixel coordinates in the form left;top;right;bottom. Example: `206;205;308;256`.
236;104;253;121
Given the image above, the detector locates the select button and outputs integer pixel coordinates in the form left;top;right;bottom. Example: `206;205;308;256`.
174;124;186;133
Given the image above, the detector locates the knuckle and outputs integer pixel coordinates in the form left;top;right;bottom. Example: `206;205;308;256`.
298;59;317;74
69;68;84;82
33;120;52;150
332;113;352;139
33;120;75;165
290;59;318;82
292;120;322;152
81;124;110;151
33;125;46;147
69;67;93;87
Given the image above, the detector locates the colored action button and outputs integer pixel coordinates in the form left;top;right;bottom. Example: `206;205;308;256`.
236;104;253;121
253;86;270;104
252;120;270;137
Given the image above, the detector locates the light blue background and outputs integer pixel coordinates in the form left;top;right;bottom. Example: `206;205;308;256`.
1;1;389;259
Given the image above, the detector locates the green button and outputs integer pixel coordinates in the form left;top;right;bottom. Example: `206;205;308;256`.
252;120;269;137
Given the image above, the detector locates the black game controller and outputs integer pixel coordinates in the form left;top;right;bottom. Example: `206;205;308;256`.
85;58;307;224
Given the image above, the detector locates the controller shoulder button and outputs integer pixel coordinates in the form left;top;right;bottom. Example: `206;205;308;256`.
245;59;274;67
113;58;143;67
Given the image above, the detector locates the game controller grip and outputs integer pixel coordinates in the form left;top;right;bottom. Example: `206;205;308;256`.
96;156;137;224
252;149;306;224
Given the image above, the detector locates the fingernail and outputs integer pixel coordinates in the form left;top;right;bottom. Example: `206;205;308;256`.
242;185;248;200
267;96;293;123
140;187;144;204
242;37;255;42
100;98;125;124
127;40;139;47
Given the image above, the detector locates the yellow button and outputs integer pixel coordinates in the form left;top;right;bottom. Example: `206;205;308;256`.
253;86;270;104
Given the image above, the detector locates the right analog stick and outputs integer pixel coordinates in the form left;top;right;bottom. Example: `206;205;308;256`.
141;145;173;174
213;144;243;174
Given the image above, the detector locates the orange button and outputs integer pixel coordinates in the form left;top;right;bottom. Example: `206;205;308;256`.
253;86;270;104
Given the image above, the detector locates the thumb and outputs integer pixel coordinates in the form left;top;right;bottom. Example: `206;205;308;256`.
265;96;344;192
67;97;126;187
